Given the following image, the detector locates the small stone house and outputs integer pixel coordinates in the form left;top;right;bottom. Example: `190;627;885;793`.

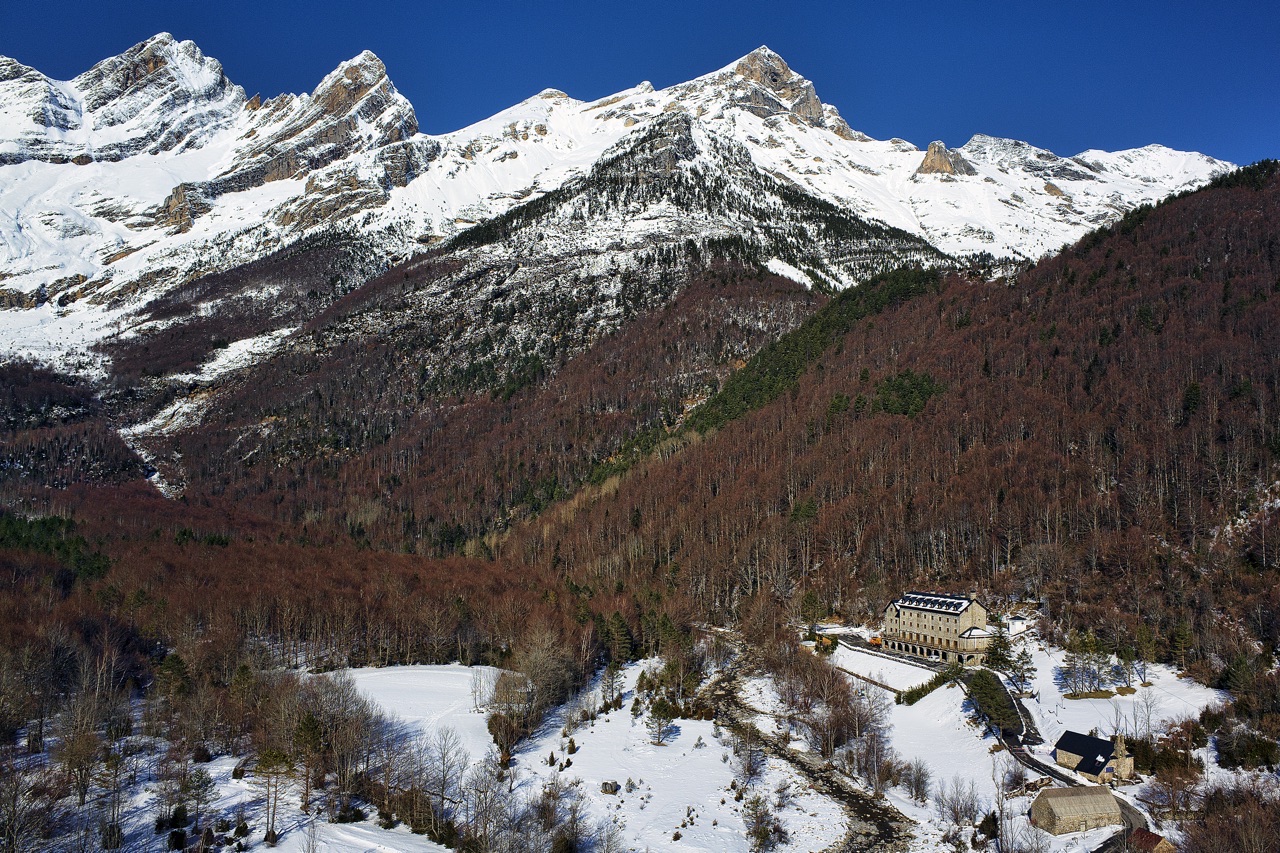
1127;828;1175;853
1052;731;1134;784
881;591;992;664
1029;786;1122;835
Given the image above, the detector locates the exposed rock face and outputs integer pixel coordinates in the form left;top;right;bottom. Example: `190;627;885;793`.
156;183;212;232
279;138;440;230
731;47;825;124
210;52;417;192
915;141;978;176
0;35;1235;350
0;33;245;165
823;104;870;141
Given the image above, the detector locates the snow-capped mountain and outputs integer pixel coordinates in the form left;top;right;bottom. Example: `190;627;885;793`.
0;36;1232;369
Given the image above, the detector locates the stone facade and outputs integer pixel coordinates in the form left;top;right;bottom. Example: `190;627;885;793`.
1052;731;1134;784
1030;787;1122;835
881;591;992;664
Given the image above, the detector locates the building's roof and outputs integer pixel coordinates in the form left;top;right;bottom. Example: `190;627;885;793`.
1128;828;1171;852
1054;731;1116;777
888;592;976;614
1034;786;1122;820
960;626;993;639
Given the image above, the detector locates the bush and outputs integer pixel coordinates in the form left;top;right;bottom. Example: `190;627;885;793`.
1216;726;1279;769
966;670;1020;733
167;829;186;851
744;794;788;851
334;804;367;823
100;822;123;850
899;665;963;706
487;711;522;754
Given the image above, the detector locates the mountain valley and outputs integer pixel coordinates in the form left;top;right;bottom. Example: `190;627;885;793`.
1;31;1278;853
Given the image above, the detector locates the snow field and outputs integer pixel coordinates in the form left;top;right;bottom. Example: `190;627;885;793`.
353;662;848;852
1017;643;1226;760
349;664;502;764
831;646;938;692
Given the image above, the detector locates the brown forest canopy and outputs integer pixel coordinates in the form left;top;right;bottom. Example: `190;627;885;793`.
1;163;1279;688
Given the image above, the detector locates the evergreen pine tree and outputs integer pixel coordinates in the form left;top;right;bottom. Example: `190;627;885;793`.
1170;623;1193;671
1010;647;1037;692
985;621;1013;671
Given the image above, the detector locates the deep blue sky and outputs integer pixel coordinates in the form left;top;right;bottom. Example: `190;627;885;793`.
2;0;1275;164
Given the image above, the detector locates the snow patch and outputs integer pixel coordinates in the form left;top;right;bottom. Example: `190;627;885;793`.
765;258;814;288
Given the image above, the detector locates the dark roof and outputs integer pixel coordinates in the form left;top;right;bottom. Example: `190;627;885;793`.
890;592;975;614
1128;828;1170;852
1054;730;1115;777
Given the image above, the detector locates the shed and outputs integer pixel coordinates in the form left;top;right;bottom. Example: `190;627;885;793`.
1029;786;1122;835
1127;828;1175;853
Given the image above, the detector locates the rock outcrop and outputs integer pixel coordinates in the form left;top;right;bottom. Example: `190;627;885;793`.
915;141;978;176
731;47;825;124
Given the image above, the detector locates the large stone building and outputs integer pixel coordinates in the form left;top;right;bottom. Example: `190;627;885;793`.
1029;786;1123;835
1052;731;1134;784
880;591;993;664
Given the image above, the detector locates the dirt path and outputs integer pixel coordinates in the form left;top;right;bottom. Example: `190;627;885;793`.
705;665;914;852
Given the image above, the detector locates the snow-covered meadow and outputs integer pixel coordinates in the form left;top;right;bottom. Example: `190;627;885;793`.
1018;644;1226;755
96;635;1231;853
831;646;937;692
349;661;847;852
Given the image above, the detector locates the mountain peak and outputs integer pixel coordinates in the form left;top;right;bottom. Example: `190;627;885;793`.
743;45;783;62
731;45;803;88
676;44;826;127
315;50;390;97
72;32;235;111
307;49;417;137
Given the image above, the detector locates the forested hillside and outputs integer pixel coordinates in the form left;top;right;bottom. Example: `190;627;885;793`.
510;162;1280;676
1;164;1278;767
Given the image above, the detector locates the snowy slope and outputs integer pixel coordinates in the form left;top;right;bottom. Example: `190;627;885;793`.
0;37;1234;369
352;661;849;853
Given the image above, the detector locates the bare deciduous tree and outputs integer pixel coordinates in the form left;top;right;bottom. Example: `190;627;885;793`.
934;775;982;826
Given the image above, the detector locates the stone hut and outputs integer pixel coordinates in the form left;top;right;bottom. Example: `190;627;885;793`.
1029;786;1122;835
1052;731;1134;783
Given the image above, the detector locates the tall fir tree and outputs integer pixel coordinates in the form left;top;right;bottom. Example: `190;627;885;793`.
985;621;1013;671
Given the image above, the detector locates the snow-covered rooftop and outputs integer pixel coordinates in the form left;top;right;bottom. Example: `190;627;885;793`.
891;591;977;614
